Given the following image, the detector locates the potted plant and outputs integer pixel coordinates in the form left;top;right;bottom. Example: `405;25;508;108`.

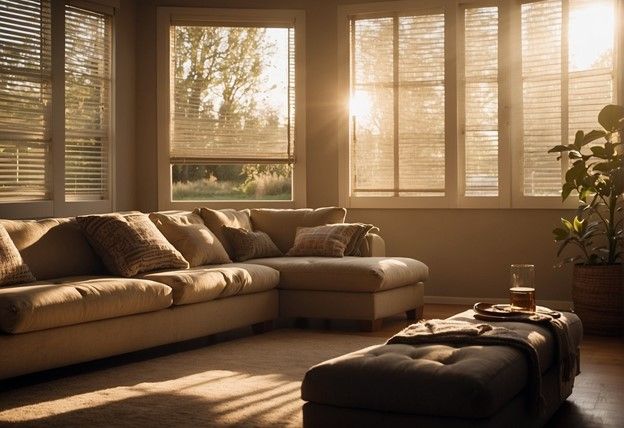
549;104;624;336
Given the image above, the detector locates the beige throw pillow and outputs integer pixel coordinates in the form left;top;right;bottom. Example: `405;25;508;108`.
0;225;36;286
221;226;282;262
77;214;189;277
286;224;361;257
194;208;251;259
149;212;231;267
250;207;347;253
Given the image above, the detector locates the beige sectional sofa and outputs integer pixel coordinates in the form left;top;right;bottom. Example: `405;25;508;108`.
0;208;428;380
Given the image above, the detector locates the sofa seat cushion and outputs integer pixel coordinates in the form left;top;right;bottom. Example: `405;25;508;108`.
0;276;173;334
140;263;279;306
247;257;428;293
302;311;582;418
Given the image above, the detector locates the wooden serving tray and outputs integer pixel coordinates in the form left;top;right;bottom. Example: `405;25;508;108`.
473;302;561;323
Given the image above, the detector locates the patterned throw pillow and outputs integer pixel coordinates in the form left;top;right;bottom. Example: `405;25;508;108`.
286;224;362;257
340;223;379;256
149;212;231;267
194;208;251;259
0;225;36;286
221;226;282;262
77;214;189;277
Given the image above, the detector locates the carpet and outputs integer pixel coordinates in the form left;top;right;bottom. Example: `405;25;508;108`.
0;330;382;427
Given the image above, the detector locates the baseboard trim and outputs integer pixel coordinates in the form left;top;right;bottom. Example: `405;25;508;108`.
424;295;573;311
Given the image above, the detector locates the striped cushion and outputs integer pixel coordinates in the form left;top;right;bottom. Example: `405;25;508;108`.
77;214;189;277
222;227;282;262
0;225;35;286
286;224;362;257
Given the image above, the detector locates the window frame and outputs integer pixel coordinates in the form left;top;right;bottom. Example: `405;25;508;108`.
338;0;622;209
156;7;307;211
0;0;116;219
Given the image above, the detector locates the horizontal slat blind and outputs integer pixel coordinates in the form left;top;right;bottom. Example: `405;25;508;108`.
521;0;616;197
170;25;295;163
351;17;394;196
567;0;615;142
0;0;51;201
64;5;111;201
464;6;498;197
521;0;563;197
351;12;445;197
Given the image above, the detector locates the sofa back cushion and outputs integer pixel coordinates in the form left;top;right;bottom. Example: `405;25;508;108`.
194;208;251;259
250;207;347;253
77;213;189;277
149;211;231;267
0;218;104;280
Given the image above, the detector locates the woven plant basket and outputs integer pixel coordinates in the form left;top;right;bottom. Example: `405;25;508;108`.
572;264;623;336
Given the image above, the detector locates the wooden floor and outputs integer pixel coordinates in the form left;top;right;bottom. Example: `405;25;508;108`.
3;304;622;427
344;304;624;428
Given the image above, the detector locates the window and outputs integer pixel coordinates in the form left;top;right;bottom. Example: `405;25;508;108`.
340;0;621;208
0;0;52;201
65;5;112;201
0;0;114;217
462;6;499;197
520;0;618;199
349;12;446;199
157;8;305;208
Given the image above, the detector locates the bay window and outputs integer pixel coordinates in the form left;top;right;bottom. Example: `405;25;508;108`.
340;0;622;208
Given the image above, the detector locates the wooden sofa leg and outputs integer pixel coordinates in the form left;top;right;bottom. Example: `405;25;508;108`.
406;307;424;321
360;319;383;332
252;320;274;335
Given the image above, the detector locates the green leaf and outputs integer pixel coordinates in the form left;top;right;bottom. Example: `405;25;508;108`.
590;146;607;158
562;182;576;201
573;216;584;233
582;129;607;145
561;218;574;231
573;130;584;149
568;150;582;160
548;144;571;153
598;104;624;132
553;227;569;241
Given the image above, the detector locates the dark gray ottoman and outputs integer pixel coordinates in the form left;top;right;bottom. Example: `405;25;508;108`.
301;310;582;428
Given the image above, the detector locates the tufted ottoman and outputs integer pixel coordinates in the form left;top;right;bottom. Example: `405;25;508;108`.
301;310;582;428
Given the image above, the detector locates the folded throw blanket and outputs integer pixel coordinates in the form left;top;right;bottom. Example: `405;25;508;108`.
387;313;579;416
387;319;545;415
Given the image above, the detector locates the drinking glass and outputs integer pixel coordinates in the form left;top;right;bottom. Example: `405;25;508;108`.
509;264;536;312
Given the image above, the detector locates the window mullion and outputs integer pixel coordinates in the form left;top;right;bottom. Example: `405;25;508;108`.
560;0;569;179
51;0;65;214
393;14;399;197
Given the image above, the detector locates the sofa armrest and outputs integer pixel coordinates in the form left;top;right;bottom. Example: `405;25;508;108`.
358;233;386;257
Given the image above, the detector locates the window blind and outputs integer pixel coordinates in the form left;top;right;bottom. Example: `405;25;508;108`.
169;25;295;164
0;0;51;201
64;5;112;201
463;7;498;197
351;12;445;197
521;0;563;197
521;0;615;197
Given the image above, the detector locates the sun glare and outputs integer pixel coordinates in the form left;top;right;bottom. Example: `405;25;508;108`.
349;90;373;122
568;2;614;71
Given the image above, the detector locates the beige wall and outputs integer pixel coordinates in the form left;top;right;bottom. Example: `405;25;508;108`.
114;0;138;211
134;0;578;303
